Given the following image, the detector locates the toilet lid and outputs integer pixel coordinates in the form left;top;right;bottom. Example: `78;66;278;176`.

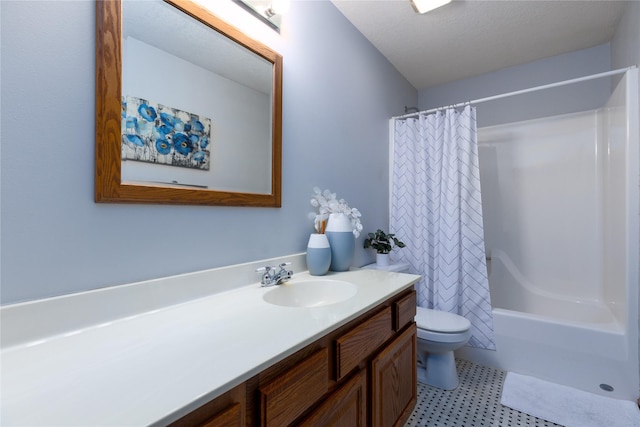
415;307;471;333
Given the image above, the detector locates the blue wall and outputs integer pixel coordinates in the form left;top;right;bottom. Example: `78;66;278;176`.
419;44;613;128
4;0;636;305
0;0;417;304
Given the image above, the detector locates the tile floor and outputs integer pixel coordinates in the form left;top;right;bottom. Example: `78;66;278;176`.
405;359;562;427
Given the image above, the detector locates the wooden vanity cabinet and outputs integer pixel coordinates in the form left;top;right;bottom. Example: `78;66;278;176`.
170;288;416;427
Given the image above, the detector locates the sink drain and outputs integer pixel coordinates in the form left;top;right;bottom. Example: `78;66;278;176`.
599;383;614;392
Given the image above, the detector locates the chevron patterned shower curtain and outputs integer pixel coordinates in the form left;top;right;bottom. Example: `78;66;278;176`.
391;106;495;350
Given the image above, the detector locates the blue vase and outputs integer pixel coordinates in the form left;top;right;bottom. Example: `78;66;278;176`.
325;213;355;272
307;234;331;276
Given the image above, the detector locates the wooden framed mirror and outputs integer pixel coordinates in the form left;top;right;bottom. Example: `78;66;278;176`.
96;0;282;206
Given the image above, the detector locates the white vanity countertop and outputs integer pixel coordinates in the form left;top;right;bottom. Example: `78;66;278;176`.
1;265;419;426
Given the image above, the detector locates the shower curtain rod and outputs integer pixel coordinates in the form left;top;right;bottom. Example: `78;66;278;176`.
393;66;637;120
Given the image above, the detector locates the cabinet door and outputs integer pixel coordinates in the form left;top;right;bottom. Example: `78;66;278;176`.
370;324;417;427
299;370;367;427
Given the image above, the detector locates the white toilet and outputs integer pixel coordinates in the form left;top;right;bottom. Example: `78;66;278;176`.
415;307;471;390
362;261;472;390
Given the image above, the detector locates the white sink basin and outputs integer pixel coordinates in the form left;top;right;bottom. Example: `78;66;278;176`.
262;279;357;308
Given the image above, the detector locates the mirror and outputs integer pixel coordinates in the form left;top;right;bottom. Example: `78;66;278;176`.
96;0;282;206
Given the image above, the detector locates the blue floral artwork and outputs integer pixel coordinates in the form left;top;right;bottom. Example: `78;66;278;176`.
121;96;211;170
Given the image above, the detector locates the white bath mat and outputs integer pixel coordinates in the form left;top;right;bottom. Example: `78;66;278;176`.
501;372;640;427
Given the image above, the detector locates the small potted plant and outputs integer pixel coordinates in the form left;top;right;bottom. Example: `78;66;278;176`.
363;229;406;267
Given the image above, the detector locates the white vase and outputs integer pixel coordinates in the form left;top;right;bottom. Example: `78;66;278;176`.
376;253;390;267
325;213;355;272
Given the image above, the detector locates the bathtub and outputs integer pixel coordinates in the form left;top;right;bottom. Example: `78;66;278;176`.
488;250;623;329
456;251;634;400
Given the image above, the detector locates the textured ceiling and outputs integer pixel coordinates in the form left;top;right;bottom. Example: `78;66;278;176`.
124;1;272;94
330;0;627;90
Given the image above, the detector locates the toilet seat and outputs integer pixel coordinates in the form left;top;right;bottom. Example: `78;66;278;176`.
415;307;471;333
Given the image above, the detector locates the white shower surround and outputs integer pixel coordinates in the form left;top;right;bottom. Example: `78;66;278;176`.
457;69;639;400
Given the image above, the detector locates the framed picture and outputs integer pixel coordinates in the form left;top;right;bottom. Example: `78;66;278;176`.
122;95;211;170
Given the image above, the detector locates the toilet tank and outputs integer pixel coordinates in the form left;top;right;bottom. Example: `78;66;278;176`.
361;262;410;273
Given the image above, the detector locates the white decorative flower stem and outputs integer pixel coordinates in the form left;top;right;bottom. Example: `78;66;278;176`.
310;187;362;238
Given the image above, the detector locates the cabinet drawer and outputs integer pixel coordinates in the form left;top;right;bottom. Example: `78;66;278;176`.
201;403;242;427
394;290;416;331
299;370;366;427
259;348;329;427
335;307;393;381
169;382;245;427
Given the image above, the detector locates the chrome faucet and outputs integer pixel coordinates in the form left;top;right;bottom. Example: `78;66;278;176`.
256;262;293;287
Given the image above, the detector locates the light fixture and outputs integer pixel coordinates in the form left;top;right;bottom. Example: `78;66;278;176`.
232;0;290;32
410;0;452;14
265;0;290;17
